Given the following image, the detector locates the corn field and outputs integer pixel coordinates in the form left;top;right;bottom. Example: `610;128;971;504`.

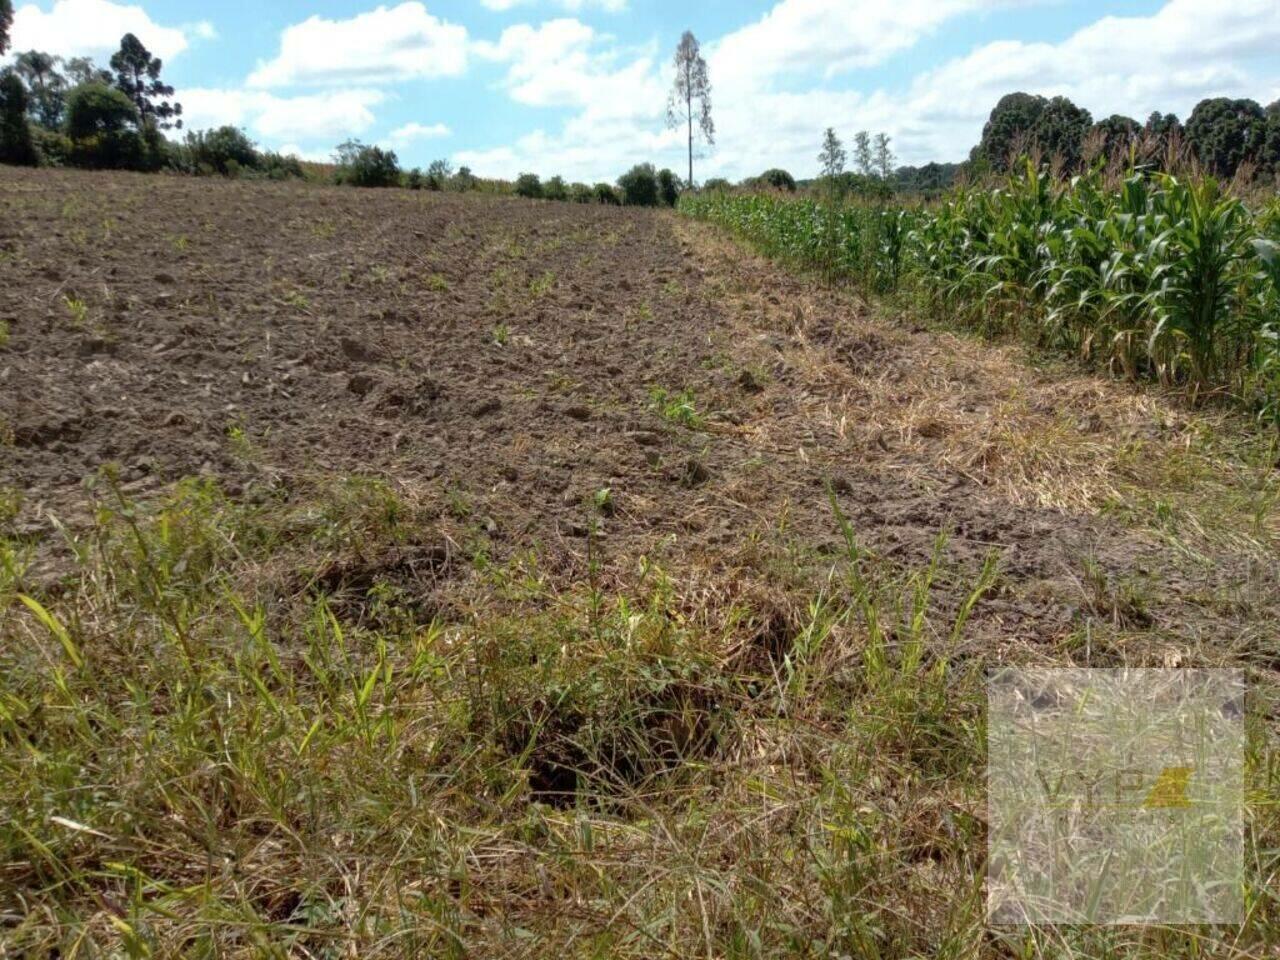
680;165;1280;420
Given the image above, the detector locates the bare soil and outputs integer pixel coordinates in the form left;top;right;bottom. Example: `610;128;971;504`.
2;166;1277;661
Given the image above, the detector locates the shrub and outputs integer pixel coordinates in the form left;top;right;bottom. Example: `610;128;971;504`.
758;168;797;191
453;165;476;191
618;162;659;206
569;182;593;203
184;126;258;176
514;172;543;198
0;72;36;166
65;82;137;140
702;177;731;192
31;126;72;166
406;168;423;190
593;182;620;205
657;168;680;207
425;158;451;190
138;119;169;172
334;140;400;187
544;174;569;201
68;130;145;169
259;151;303;180
62;84;154;170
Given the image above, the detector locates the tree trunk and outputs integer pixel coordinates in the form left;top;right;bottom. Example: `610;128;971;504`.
685;61;693;187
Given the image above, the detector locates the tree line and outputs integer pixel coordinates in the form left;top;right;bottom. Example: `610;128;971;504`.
0;26;193;168
970;91;1280;182
3;16;1277;198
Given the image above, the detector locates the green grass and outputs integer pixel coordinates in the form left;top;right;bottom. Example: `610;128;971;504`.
62;294;88;327
3;474;1278;956
648;386;704;428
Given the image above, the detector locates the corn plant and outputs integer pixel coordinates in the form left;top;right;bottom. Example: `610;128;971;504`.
681;164;1280;420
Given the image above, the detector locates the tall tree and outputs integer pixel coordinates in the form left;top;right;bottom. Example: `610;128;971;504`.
13;51;68;128
1031;96;1091;170
1091;114;1139;159
852;130;872;176
1186;97;1266;178
1144;111;1182;138
65;56;113;86
666;31;713;187
110;33;182;129
818;127;845;179
0;72;37;166
975;92;1045;170
0;0;13;56
1263;101;1280;180
873;132;895;179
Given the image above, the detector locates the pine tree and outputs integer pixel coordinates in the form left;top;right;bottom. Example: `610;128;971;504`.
110;33;182;130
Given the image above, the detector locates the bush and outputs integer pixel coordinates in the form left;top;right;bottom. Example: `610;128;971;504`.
259;151;303;181
514;172;543;198
334;140;400;187
593;182;620;205
657;168;681;207
65;83;137;140
0;72;36;166
453;165;476;191
618;162;659;206
569;182;593;203
31;126;72;166
758;168;797;191
139;119;168;172
68;130;145;169
426;159;451;190
185;126;258;176
544;174;569;201
702;177;731;192
406;168;423;190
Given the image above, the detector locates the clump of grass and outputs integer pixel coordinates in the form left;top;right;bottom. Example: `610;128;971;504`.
529;270;556;298
63;294;88;326
649;385;704;428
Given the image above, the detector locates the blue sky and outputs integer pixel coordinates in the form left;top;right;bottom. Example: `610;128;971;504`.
6;0;1279;181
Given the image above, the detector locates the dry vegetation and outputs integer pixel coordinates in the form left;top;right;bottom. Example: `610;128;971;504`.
1;167;1279;958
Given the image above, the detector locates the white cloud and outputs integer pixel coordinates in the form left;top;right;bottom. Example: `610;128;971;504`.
885;0;1280;164
479;0;627;12
458;0;1280;184
708;0;1005;93
181;88;387;145
9;0;196;61
248;2;468;88
456;16;670;180
387;121;452;145
276;143;335;164
476;18;663;118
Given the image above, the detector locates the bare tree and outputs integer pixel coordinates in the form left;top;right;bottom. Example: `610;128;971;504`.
853;130;872;176
667;31;714;188
873;132;895;179
818;127;846;179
